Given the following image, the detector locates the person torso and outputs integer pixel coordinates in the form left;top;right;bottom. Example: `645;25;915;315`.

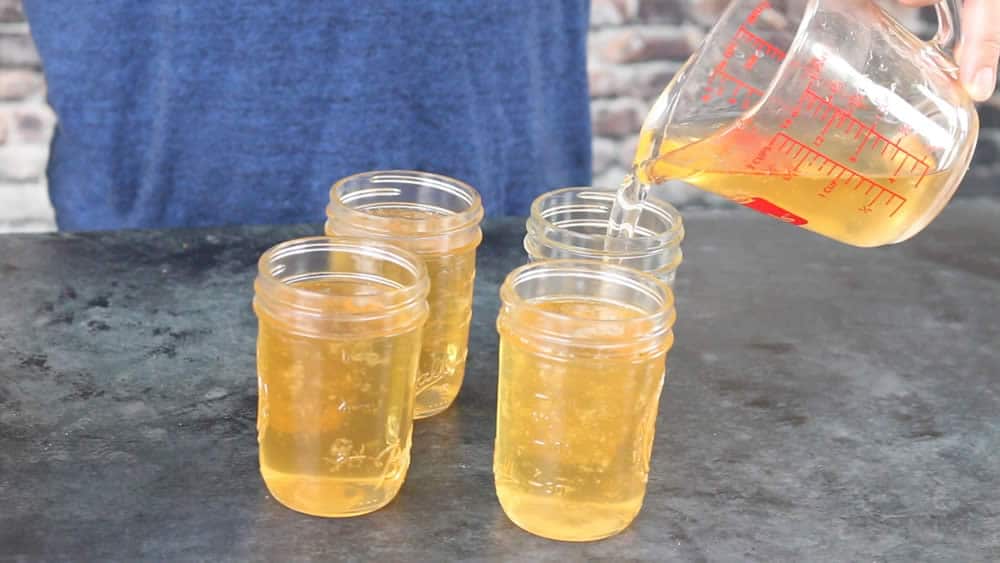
24;0;592;230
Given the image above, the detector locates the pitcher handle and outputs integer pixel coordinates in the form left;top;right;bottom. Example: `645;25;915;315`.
930;0;962;68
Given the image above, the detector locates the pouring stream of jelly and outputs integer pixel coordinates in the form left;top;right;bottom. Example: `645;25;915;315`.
606;171;649;240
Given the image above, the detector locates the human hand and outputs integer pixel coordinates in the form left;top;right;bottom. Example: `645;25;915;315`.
900;0;1000;101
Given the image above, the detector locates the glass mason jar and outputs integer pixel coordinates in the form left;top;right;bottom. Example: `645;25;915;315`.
253;237;429;517
494;260;676;541
524;187;685;286
326;170;484;419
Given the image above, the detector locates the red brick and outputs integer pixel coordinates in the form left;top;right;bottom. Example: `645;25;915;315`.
0;32;41;68
631;61;680;100
0;69;44;100
592;99;644;138
590;0;625;27
618;135;640;167
593;166;631;190
0;0;25;23
0;181;55;231
12;105;56;143
689;0;730;25
0;145;47;182
636;0;686;24
592;137;621;175
596;27;698;64
588;63;630;98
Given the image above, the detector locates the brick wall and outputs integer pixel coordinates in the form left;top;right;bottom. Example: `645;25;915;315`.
0;0;996;232
0;0;54;232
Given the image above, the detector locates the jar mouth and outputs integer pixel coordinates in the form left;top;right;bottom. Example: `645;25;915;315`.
327;170;484;241
255;236;430;324
498;259;675;353
527;187;684;258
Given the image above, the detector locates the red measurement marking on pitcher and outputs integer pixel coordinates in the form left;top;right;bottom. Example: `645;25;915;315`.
702;61;763;108
764;133;907;217
731;195;808;225
701;0;785;107
734;25;786;69
795;87;930;186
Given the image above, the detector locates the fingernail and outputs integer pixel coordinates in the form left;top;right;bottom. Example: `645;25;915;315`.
967;67;996;101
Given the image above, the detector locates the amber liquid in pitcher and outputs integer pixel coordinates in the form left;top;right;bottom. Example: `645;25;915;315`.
610;121;949;247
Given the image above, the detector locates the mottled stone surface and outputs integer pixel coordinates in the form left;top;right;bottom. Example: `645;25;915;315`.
1;202;999;561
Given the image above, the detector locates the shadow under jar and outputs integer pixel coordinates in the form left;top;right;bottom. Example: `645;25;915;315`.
524;187;684;286
253;237;429;517
327;171;484;419
494;260;676;541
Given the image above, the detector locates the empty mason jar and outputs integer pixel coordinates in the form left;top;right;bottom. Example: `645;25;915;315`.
494;259;676;541
524;187;684;286
326;170;483;419
253;236;429;517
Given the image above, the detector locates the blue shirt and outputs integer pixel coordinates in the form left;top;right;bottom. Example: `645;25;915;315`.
23;1;592;230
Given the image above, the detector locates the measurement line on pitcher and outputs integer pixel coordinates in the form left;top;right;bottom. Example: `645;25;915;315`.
767;133;907;216
703;4;787;106
702;61;764;107
796;87;930;186
734;24;786;69
746;0;772;24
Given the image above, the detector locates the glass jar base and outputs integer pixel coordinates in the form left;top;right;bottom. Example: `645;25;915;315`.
496;488;641;542
414;385;461;419
262;471;403;518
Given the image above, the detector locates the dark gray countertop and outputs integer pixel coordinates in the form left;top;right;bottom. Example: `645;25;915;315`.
1;201;999;561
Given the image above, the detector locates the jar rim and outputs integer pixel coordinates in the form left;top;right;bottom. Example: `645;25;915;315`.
498;259;676;348
527;187;684;258
327;170;484;241
255;236;430;322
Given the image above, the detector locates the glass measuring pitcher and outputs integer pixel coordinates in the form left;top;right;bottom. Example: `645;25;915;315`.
636;0;978;247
